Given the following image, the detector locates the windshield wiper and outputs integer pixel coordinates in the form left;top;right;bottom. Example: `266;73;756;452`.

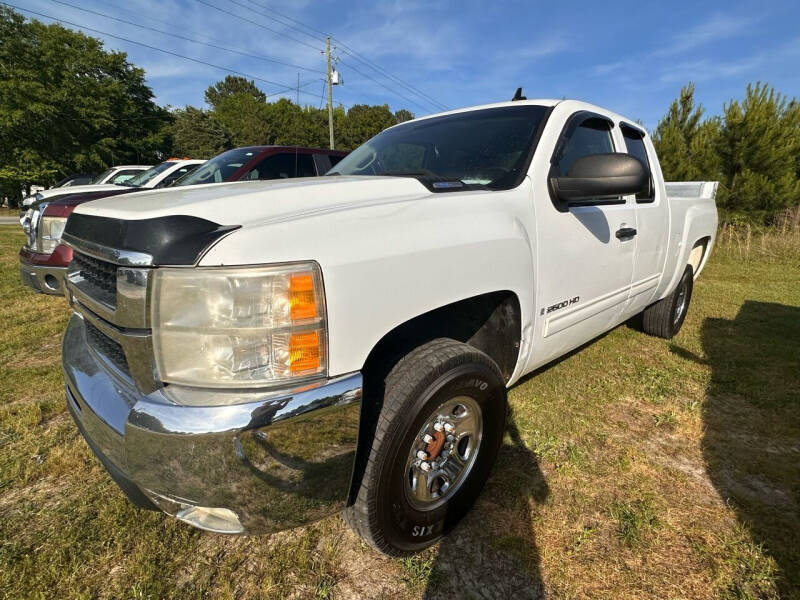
378;169;439;179
378;170;491;191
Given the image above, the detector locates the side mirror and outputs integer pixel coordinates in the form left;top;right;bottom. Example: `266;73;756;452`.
550;153;649;202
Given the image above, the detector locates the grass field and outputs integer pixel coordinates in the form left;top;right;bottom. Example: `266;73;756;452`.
1;224;798;599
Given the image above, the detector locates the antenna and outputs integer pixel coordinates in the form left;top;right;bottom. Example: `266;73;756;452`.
511;87;526;101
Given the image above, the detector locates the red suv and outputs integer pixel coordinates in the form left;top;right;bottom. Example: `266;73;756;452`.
19;146;348;295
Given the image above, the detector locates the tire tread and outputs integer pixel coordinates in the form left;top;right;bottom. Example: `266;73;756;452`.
642;265;693;339
343;338;502;556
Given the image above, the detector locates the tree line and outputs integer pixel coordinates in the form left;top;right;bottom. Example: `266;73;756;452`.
0;7;412;205
2;6;799;223
653;83;800;224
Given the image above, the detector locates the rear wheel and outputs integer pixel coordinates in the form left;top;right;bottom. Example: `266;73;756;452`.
344;338;507;556
642;265;694;339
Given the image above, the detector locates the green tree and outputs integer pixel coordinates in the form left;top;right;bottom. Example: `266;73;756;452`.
338;104;397;150
204;75;267;110
394;109;415;124
717;82;800;221
653;83;718;181
213;93;272;146
654;81;800;222
0;7;171;204
169;106;232;158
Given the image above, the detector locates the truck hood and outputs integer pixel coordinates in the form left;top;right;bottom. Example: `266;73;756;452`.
73;176;432;228
37;183;125;200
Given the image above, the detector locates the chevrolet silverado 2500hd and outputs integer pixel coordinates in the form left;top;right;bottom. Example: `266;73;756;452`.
60;99;718;556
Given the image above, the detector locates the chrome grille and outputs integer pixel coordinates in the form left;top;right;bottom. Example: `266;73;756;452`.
85;320;130;376
72;252;117;307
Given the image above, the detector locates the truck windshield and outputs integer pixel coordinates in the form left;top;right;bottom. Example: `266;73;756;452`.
120;162;174;187
91;169;114;184
175;148;260;186
329;105;548;190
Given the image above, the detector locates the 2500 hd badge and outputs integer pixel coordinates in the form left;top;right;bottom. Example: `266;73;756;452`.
541;296;580;315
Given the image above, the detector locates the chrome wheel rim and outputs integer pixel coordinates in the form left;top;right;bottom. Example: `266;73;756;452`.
674;283;687;325
404;395;483;511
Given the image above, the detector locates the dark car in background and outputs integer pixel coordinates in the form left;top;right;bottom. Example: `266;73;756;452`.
172;145;347;186
19;146;348;295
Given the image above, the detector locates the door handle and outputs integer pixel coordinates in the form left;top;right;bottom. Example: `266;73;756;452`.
615;227;637;239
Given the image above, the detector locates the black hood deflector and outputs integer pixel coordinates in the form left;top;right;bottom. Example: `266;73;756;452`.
64;213;240;265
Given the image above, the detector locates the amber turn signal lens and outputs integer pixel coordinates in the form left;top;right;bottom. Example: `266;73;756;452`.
289;273;318;321
289;330;321;373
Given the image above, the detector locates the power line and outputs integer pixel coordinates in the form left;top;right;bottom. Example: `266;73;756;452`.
221;0;434;112
335;46;449;112
193;0;323;52
48;0;325;75
243;0;329;39
239;0;449;112
5;3;316;98
335;57;432;113
232;0;326;43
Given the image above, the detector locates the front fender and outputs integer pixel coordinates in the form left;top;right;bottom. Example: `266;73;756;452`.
201;185;536;378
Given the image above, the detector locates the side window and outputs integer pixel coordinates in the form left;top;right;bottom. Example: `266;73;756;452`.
555;118;614;176
328;154;344;167
109;169;141;184
621;126;654;203
296;154;316;177
252;153;297;180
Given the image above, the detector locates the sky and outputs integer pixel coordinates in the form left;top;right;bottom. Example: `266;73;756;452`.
9;0;800;130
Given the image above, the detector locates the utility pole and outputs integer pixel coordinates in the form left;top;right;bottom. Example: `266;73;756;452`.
296;72;300;105
325;36;334;149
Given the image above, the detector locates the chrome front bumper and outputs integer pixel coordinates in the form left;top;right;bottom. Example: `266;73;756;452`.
19;260;67;295
62;313;363;534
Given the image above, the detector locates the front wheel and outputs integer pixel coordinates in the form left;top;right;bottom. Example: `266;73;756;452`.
344;338;507;556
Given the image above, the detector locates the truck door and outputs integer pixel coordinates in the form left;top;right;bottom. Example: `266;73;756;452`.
618;124;671;316
530;111;637;368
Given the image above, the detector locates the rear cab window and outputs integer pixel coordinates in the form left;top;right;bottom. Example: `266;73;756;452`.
620;125;655;203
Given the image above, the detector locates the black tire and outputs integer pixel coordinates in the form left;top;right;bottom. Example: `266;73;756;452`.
344;338;507;556
642;265;694;339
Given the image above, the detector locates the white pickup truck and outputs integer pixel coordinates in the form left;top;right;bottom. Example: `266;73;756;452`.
60;98;717;556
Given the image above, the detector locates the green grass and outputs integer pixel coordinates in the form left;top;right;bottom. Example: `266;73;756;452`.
610;498;661;548
1;223;798;599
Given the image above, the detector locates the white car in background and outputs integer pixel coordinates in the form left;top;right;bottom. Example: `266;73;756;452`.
19;160;204;226
19;165;151;217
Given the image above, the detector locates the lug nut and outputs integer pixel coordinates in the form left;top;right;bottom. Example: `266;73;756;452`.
433;422;444;432
417;450;428;460
422;434;433;443
420;461;431;472
444;423;455;433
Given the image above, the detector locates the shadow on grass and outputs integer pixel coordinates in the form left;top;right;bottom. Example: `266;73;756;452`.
422;408;548;599
674;301;800;597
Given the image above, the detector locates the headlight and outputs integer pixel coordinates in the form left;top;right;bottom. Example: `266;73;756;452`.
38;215;68;254
152;263;327;388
